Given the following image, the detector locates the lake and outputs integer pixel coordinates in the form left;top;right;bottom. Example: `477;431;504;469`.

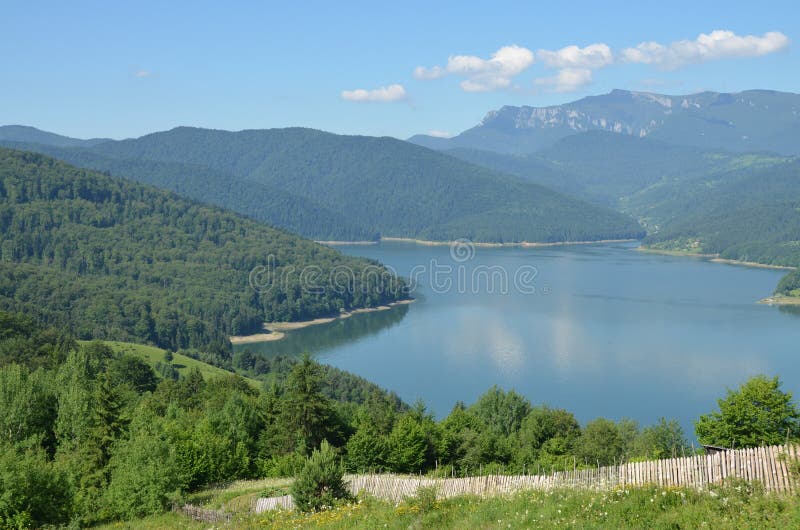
235;241;800;437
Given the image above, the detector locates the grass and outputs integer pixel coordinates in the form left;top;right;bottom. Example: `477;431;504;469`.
92;512;206;529
247;482;800;529
94;480;800;529
83;340;262;390
185;478;293;511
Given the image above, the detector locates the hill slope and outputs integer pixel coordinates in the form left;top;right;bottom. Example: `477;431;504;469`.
0;140;375;241
0;125;110;148
443;132;789;212
0;127;644;243
410;89;800;155
643;159;800;268
0;148;405;350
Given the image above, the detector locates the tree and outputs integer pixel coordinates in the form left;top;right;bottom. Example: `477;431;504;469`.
576;418;623;466
695;375;800;448
280;354;341;455
387;414;429;473
291;440;350;512
514;406;580;467
635;418;688;459
103;410;181;520
108;355;158;394
0;443;72;528
345;425;388;473
470;386;531;437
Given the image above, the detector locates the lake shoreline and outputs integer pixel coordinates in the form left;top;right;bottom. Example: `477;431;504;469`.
379;237;639;248
636;247;796;271
759;295;800;306
315;240;378;246
229;299;415;344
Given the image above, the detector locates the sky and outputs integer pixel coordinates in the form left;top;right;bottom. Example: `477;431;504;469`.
1;0;798;140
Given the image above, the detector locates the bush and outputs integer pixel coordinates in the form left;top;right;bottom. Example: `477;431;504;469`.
103;424;182;520
291;441;351;512
0;444;72;528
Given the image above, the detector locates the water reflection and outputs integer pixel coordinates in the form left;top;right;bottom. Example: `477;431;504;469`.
234;303;410;357
233;241;800;437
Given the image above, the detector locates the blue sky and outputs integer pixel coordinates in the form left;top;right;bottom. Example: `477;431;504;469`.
2;0;797;139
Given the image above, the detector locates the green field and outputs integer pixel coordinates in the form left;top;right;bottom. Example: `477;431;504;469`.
94;480;800;529
82;340;262;390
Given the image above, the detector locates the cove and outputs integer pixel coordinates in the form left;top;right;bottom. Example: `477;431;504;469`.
235;241;800;436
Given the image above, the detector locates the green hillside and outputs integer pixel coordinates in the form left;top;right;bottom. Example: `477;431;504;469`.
0;148;405;350
0;126;644;243
643;159;800;265
0;140;376;241
445;131;788;210
0;124;110;148
90;340;261;388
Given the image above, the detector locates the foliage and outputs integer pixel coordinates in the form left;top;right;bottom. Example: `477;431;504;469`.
575;418;624;466
0;147;406;351
695;375;800;447
0;128;644;243
0;443;72;529
291;441;351;512
640;159;800;295
103;411;182;520
3;311;793;527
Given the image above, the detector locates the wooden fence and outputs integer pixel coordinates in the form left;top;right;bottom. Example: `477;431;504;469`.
346;445;799;502
253;444;799;512
175;503;232;523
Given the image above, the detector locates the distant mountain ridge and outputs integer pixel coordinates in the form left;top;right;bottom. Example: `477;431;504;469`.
0;125;110;148
410;89;800;155
0;125;643;244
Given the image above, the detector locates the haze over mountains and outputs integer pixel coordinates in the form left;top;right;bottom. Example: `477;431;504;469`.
409;89;800;155
406;88;800;290
3;87;800;291
0;126;642;244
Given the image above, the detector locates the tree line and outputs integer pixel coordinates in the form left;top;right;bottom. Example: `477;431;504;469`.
4;310;797;526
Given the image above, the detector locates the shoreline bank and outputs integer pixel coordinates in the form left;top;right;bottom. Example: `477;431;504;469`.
637;247;796;271
315;240;378;246
229;299;415;344
379;237;639;248
759;295;800;306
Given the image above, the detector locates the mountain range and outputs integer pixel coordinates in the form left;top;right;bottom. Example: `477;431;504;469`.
409;89;800;155
0;126;643;244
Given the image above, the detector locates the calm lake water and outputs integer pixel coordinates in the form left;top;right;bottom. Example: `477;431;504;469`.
236;241;800;436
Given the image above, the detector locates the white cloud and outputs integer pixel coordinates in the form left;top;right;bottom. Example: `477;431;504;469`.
426;130;452;138
534;68;593;93
414;45;535;92
621;30;789;69
413;65;446;80
341;84;407;102
537;43;613;69
133;69;152;78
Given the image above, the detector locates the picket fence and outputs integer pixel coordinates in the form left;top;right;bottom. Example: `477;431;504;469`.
248;444;798;513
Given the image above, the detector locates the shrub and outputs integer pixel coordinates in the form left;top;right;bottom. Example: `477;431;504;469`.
0;444;72;528
291;441;351;512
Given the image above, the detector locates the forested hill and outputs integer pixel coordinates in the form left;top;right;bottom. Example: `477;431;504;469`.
0;148;406;351
442;131;790;209
0;126;644;243
639;158;800;295
0;124;110;148
0;139;377;241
